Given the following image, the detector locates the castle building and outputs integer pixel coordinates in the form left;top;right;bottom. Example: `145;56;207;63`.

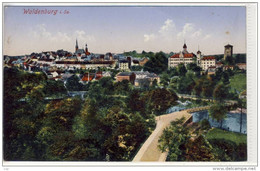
168;43;196;68
224;44;233;60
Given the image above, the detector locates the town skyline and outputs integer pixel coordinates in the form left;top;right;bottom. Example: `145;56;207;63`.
4;6;246;56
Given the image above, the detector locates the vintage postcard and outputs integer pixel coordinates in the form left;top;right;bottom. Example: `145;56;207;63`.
2;2;258;169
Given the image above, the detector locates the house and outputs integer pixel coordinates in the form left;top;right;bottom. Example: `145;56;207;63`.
200;56;216;71
80;73;95;84
102;71;112;77
223;65;234;71
207;66;216;75
216;62;223;68
133;71;160;87
94;71;103;81
62;73;74;83
116;72;136;84
131;59;140;66
139;57;149;66
236;63;246;70
50;71;59;78
119;60;130;71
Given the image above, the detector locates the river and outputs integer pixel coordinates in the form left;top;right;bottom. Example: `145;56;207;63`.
192;110;247;134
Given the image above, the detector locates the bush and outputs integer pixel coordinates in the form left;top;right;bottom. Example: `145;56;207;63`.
200;119;211;131
208;138;246;161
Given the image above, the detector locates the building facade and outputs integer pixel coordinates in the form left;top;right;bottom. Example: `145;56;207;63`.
168;43;196;68
200;56;216;71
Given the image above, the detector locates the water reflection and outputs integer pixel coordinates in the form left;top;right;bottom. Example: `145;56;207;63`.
192;111;247;134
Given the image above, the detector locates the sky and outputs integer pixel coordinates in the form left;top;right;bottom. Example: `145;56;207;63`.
4;5;246;56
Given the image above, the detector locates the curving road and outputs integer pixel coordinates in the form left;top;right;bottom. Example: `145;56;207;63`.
132;110;193;162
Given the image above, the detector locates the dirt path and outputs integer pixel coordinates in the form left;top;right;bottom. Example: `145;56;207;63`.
132;110;192;162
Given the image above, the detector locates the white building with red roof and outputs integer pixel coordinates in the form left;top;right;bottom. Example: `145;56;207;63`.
200;56;216;71
168;43;196;68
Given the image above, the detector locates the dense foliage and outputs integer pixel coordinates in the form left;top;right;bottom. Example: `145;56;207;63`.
4;67;178;161
158;118;247;161
143;51;168;74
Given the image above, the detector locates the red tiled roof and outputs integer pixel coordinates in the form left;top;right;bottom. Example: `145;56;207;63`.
81;74;94;81
95;71;103;80
202;56;215;60
170;53;195;58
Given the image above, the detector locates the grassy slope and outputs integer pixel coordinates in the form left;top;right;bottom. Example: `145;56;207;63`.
206;128;247;145
229;73;246;92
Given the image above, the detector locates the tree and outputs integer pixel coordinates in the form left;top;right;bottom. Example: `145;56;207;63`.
225;55;235;65
185;135;217;161
177;63;187;77
158;117;190;161
65;75;83;91
44;80;67;97
127;89;146;115
160;72;170;88
213;83;229;101
4;68;47;161
143;51;168;74
193;78;203;97
222;72;230;85
209;103;228;128
177;72;195;95
167;67;178;77
131;65;143;71
143;88;178;115
201;76;214;98
114;80;132;95
236;98;246;133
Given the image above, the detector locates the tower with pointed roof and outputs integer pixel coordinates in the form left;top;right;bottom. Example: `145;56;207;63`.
197;45;202;66
182;41;188;54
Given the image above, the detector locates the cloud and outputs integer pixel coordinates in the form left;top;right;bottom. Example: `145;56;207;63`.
144;19;176;42
74;30;96;43
177;23;194;39
192;29;202;38
28;24;96;52
159;19;175;33
144;34;155;42
32;24;95;45
33;24;51;39
203;34;212;40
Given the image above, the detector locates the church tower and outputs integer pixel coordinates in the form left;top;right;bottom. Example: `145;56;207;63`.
85;43;90;55
182;41;188;54
75;39;79;53
197;46;202;66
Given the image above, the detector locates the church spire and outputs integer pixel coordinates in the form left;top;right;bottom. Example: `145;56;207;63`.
75;39;79;53
197;45;201;54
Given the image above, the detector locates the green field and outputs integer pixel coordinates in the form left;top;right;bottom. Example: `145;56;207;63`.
206;128;247;145
229;73;246;93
